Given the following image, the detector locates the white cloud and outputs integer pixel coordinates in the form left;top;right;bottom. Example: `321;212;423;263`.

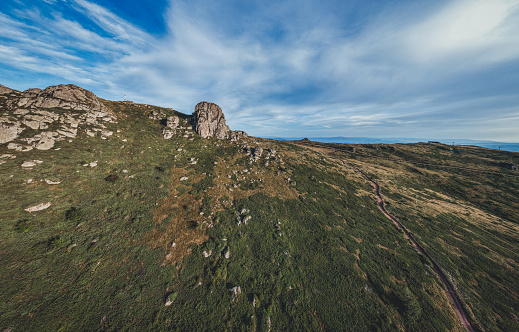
0;0;518;141
404;0;519;64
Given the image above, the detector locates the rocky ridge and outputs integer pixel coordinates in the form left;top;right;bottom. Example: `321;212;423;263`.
0;84;116;151
1;84;249;152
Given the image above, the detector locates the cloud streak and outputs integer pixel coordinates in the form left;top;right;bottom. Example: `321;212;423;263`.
0;0;518;141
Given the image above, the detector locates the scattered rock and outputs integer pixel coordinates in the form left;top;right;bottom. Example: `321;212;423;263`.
228;130;248;141
229;286;241;302
191;102;230;139
203;250;212;258
253;147;263;160
45;179;61;185
180;176;188;181
25;202;51;212
148;110;165;120
162;128;175;139
498;162;517;171
21;161;37;168
7;142;32;152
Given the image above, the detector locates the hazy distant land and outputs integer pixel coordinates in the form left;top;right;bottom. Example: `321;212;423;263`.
270;137;519;153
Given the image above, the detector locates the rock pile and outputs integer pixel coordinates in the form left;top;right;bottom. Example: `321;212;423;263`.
228;130;248;142
0;84;117;151
191;102;229;139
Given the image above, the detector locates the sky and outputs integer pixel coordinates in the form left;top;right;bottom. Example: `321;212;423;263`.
1;0;519;142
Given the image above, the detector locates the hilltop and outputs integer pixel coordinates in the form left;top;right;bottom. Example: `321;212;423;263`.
1;84;518;331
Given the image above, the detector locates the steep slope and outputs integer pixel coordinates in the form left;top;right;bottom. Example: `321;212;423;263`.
0;84;518;331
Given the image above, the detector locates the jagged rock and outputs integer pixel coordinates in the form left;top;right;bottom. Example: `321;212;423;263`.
166;116;180;129
253;147;263;159
161;116;181;139
0;84;16;94
229;286;241;302
228;130;248;141
0;121;24;144
57;127;78;138
163;116;180;138
192;102;230;139
21;111;58;130
11;84;108;112
162;129;174;139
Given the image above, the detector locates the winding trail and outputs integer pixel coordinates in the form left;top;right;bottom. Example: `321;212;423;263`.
354;166;476;332
313;143;477;331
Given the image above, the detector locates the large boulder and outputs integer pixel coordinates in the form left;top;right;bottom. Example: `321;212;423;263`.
10;84;108;112
191;102;229;139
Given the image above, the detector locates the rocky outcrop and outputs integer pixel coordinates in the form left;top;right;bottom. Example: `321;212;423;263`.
191;102;229;139
228;130;248;142
0;84;16;95
162;116;180;139
10;84;109;112
0;84;117;151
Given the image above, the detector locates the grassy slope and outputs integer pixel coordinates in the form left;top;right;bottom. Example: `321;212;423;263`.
0;100;517;331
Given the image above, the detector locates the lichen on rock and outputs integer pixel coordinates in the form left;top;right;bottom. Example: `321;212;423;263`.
191;102;230;139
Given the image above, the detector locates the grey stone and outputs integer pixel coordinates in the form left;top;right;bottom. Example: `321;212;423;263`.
0;121;24;144
191;102;230;139
0;84;16;94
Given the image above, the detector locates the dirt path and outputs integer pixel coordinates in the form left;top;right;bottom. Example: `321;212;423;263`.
353;166;476;332
297;142;478;330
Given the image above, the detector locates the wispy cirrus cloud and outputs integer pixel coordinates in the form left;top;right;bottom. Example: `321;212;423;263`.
0;0;518;141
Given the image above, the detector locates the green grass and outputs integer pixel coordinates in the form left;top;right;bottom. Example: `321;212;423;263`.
1;100;518;331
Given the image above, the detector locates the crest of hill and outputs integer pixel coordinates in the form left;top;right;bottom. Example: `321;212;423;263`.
0;83;247;151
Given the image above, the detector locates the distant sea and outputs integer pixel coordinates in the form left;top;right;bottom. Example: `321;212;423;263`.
268;136;519;153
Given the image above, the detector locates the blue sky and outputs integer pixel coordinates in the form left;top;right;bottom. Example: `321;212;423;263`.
1;0;519;141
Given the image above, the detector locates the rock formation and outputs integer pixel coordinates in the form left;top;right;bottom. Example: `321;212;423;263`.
162;116;180;139
9;84;108;112
0;119;24;144
0;84;117;151
0;84;16;95
191;102;229;139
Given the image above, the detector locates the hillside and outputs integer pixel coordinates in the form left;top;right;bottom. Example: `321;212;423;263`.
1;84;518;331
